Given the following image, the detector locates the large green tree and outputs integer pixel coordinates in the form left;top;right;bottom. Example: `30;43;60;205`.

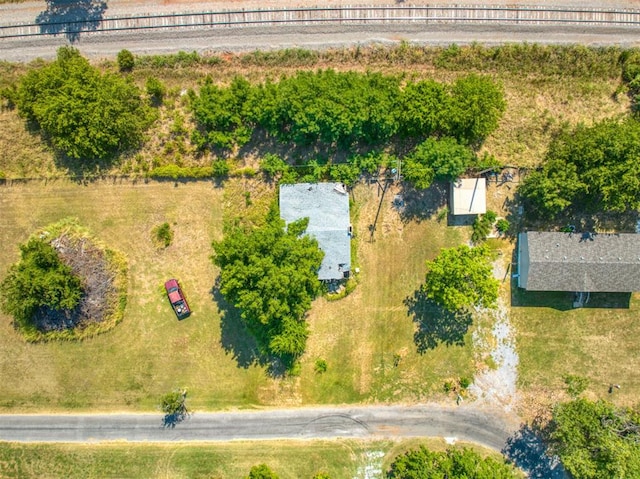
444;74;506;145
212;209;323;362
423;245;498;312
0;238;83;326
387;446;519;478
403;137;475;189
549;398;640;479
16;46;153;161
519;118;640;218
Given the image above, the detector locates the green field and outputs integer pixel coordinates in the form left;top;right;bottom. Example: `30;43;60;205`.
0;438;521;479
0;179;475;411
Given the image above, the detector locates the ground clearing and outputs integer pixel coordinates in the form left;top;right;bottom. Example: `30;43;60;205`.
0;179;475;411
0;438;519;479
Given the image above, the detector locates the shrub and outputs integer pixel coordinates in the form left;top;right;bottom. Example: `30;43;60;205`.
563;374;589;398
314;358;328;374
152;222;173;248
459;376;472;389
471;210;497;243
147;164;228;180
117;49;135;72
17;47;153;161
495;218;510;234
260;153;289;180
146;77;166;104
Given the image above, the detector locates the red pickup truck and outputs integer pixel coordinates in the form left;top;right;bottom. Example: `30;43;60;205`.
164;279;191;319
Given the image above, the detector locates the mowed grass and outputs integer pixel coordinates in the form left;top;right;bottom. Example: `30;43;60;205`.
0;179;473;411
511;285;640;418
0;179;268;411
300;184;473;404
0;438;514;479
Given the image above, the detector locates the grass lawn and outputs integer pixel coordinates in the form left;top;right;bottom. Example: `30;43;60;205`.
0;438;517;479
0;179;474;411
512;282;640;418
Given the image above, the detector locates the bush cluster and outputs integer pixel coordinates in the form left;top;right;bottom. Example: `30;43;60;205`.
190;70;505;151
16;47;154;161
518;118;640;218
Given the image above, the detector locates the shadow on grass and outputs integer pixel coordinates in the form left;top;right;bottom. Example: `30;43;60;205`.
404;288;472;353
502;424;568;479
397;181;448;224
36;0;107;42
211;282;288;378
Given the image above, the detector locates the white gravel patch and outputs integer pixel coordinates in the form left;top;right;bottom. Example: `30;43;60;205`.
469;301;519;412
354;450;385;479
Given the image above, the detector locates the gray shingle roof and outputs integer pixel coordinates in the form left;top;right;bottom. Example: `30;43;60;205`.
279;183;351;281
518;231;640;292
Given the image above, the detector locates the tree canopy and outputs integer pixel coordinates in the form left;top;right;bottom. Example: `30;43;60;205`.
549;398;640;479
16;46;153;161
212;209;324;363
387;446;519;478
190;70;505;151
423;245;498;312
519;118;640;218
403;137;475;189
0;237;83;327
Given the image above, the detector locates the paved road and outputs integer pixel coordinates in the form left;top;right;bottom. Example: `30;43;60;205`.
0;405;517;449
2;23;640;63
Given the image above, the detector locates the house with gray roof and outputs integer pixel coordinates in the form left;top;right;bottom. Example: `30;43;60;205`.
518;231;640;292
279;182;351;281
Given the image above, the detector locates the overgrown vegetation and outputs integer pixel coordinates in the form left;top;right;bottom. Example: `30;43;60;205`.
190;71;504;147
387;445;520;478
0;219;127;342
212;207;324;369
0;237;83;329
519;118;640;219
189;70;505;188
15;47;153;162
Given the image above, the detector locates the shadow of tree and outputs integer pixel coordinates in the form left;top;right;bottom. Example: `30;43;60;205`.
397;181;448;224
211;282;288;378
404;288;472;353
161;411;189;429
36;0;107;42
502;424;568;479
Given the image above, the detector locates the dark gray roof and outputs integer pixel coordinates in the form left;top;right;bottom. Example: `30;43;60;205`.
519;231;640;292
279;183;351;281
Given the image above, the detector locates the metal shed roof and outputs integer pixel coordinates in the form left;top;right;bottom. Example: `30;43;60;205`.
279;182;351;281
518;231;640;292
450;178;487;216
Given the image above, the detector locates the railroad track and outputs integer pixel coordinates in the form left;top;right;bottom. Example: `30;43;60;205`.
1;5;640;40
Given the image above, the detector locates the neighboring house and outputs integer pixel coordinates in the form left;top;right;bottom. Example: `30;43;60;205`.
450;178;486;216
279;182;351;281
518;231;640;292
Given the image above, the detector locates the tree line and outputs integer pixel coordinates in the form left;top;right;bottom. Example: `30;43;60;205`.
189;69;505;151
